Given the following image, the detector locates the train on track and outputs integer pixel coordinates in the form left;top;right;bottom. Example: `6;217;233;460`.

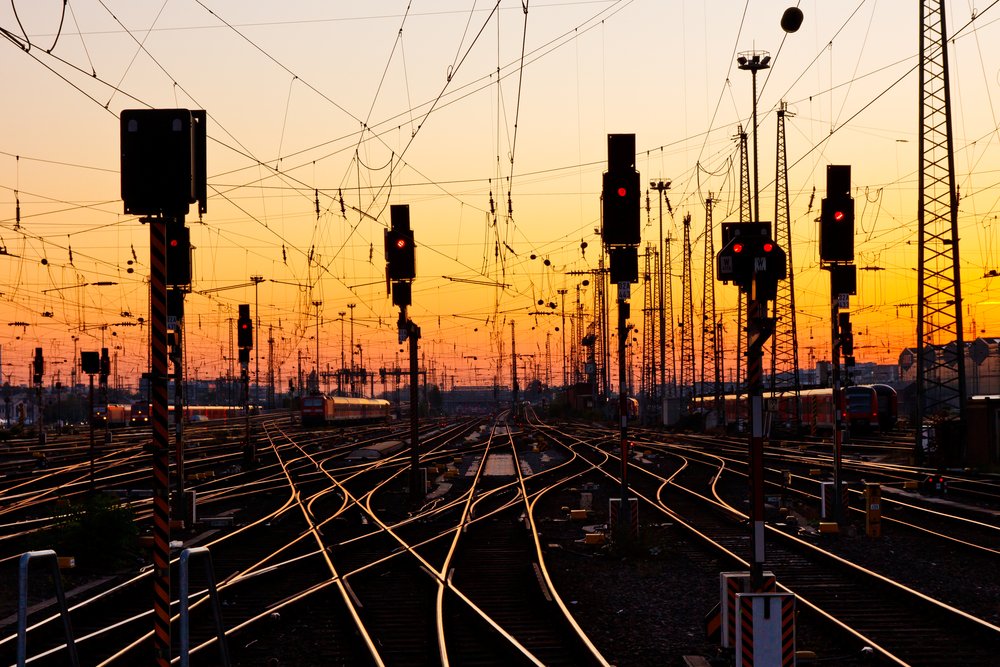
91;403;130;427
300;395;392;426
693;384;898;434
128;401;255;425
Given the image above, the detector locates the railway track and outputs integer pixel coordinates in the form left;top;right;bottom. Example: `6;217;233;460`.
534;420;1000;665
4;413;998;665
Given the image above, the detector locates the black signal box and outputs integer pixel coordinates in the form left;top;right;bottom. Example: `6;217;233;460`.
609;245;639;284
121;109;197;216
602;134;640;247
392;281;412;307
166;224;192;286
81;351;101;375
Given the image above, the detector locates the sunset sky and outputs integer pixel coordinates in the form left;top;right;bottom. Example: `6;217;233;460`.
2;1;1000;392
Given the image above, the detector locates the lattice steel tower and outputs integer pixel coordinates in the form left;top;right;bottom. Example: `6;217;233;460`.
680;214;695;398
736;127;751;393
641;243;658;422
917;0;966;457
701;194;720;403
595;257;611;401
664;236;676;397
770;102;802;422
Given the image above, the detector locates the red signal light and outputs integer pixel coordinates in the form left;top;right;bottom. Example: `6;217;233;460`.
733;242;744;253
763;242;774;252
833;210;845;222
617;186;627;197
169;239;179;247
395;238;407;249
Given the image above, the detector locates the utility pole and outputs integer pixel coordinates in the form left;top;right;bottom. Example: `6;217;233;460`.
251;275;264;405
338;311;346;395
312;300;322;395
348;303;357;396
557;288;568;387
267;325;274;409
511;321;518;413
771;102;802;426
651;178;670;410
917;0;966;464
702;194;719;416
680;214;695;396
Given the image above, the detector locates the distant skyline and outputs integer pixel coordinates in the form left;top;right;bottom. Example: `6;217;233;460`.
2;1;1000;390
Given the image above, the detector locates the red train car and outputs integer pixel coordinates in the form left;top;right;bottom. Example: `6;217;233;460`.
130;402;254;425
92;404;129;428
697;385;896;434
301;396;391;426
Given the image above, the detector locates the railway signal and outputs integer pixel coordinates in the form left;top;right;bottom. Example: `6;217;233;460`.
820;165;854;262
120;108;208;667
383;204;422;503
717;225;786;301
237;304;253;349
714;220;789;591
839;312;854;356
601;133;640;247
601;133;640;540
166;224;192;286
385;205;416;283
32;348;43;385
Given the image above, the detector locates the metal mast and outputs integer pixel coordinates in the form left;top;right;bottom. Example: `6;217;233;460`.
736;127;751;394
595;256;610;401
680;214;695;398
664;236;676;397
771;102;802;423
642;243;658;422
228;316;235;405
701;193;719;405
917;0;966;460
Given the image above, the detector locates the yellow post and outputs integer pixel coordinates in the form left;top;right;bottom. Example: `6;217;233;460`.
864;483;881;537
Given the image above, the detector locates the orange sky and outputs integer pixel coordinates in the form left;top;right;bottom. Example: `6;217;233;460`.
2;2;1000;391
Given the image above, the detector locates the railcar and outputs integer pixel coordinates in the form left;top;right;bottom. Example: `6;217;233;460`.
92;404;129;428
129;401;150;426
696;385;897;434
346;439;404;460
301;396;392;426
869;384;898;431
129;403;255;425
844;385;879;431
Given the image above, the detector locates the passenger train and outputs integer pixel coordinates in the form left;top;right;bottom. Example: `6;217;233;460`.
129;402;254;425
694;384;898;434
300;396;392;426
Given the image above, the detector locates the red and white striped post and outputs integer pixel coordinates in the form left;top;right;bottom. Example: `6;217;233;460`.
746;292;766;590
148;215;171;665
